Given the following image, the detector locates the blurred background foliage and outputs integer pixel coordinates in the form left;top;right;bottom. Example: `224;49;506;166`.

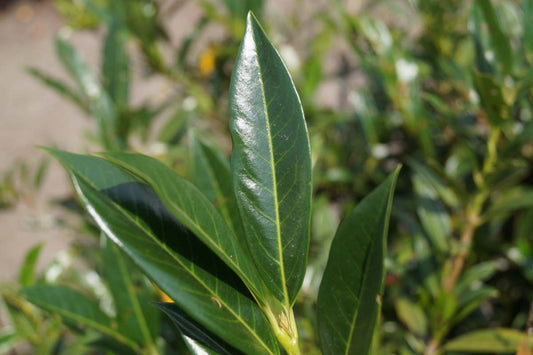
2;0;533;353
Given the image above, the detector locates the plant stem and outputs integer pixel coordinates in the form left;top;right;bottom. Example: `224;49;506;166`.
263;302;301;355
443;205;481;292
443;128;500;292
429;127;500;352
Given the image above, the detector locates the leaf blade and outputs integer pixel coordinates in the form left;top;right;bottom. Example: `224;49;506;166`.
46;149;279;355
99;152;270;306
229;12;312;305
317;168;400;355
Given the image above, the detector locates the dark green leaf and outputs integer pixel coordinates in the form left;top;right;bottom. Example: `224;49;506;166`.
229;12;312;305
45;148;279;355
18;243;43;287
21;285;139;351
317;167;400;355
155;302;242;355
99;152;270;306
190;132;245;239
443;328;526;353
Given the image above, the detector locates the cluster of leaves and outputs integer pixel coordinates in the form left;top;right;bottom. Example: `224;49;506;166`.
2;0;533;353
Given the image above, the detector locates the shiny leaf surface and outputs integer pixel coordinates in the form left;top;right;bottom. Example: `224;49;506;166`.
229;12;312;305
46;148;279;355
99;152;269;304
190;132;245;240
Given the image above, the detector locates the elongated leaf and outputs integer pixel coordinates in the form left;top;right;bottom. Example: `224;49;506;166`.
55;37;120;150
46;149;279;355
102;240;156;347
26;68;88;112
18;243;42;287
155;302;242;355
190;132;245;239
229;12;312;305
99;152;269;305
102;18;130;108
21;285;139;352
443;328;526;353
317;168;400;355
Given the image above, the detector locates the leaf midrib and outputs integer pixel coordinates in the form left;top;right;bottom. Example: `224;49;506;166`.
252;25;290;308
72;174;276;355
101;155;266;301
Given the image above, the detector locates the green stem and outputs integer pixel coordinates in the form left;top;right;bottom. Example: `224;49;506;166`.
429;126;501;352
262;301;301;355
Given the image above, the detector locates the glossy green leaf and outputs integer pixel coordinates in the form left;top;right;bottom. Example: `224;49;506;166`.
155;302;242;355
55;37;120;150
442;328;526;353
46;148;279;355
26;68;88;112
102;17;130;108
101;240;156;348
18;243;43;287
412;173;450;254
21;285;140;352
317;167;400;355
229;12;312;305
99;152;269;305
189;132;245;239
